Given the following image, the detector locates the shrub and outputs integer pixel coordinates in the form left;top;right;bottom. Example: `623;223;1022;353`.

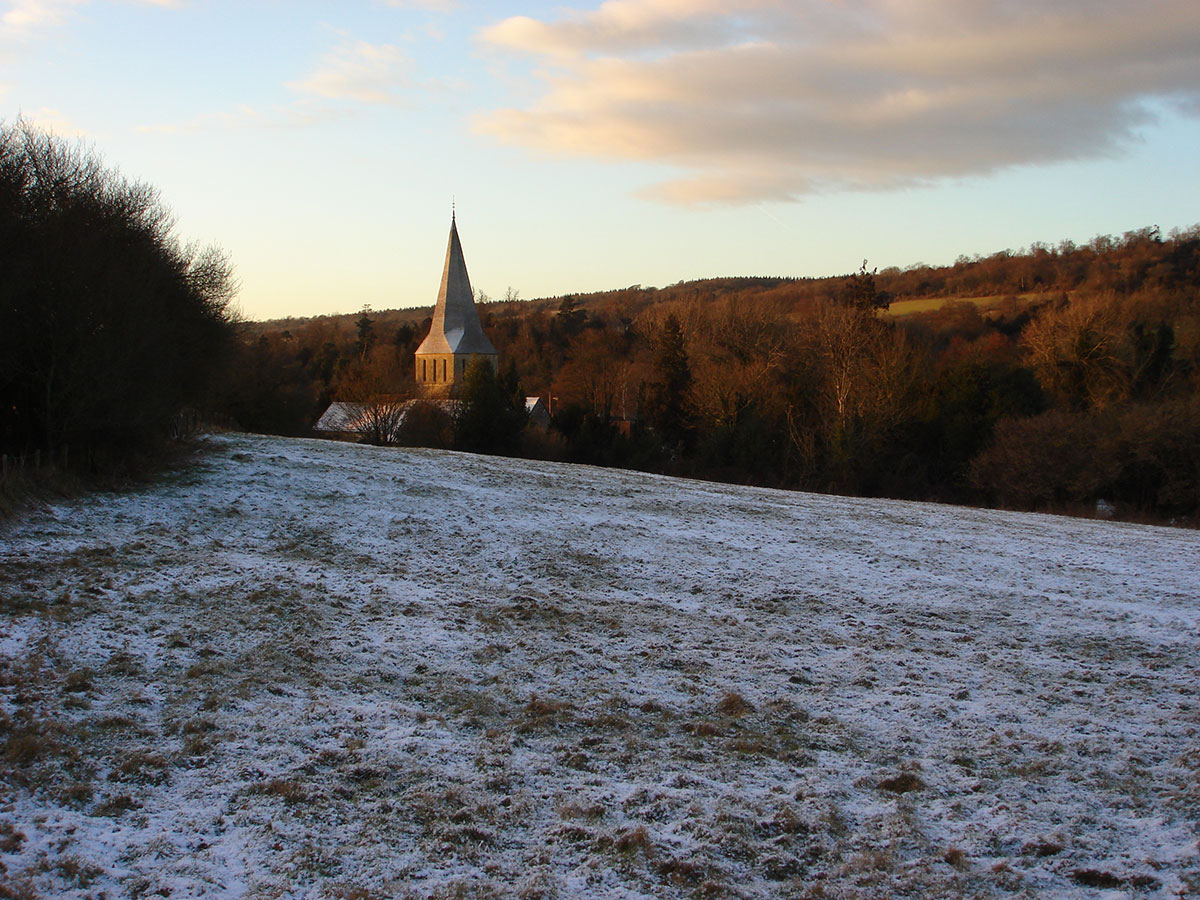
396;400;455;449
969;409;1109;508
971;398;1200;517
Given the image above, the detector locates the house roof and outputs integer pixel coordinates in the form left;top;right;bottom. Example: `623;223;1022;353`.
314;401;368;433
415;215;498;357
314;399;460;442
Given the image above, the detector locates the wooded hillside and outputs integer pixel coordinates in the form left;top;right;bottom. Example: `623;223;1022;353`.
223;225;1200;522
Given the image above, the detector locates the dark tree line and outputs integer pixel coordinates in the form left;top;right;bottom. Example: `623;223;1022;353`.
0;121;237;472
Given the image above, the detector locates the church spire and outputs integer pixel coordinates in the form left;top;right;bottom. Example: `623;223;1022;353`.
414;213;498;389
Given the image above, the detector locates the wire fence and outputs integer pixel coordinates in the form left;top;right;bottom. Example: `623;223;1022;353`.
1;409;213;486
0;445;71;486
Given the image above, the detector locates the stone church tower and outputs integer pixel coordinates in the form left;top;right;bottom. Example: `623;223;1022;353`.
414;214;498;393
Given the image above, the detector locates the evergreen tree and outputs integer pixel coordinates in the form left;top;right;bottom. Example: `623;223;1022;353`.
355;306;375;360
555;295;587;336
644;313;694;451
847;260;891;311
454;356;527;455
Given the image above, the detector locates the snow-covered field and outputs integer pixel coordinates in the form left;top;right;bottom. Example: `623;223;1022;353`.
1;432;1197;899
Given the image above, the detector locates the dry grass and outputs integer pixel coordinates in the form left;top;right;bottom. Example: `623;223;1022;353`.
0;432;1196;899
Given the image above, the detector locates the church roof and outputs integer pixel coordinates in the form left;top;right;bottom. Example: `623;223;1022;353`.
415;215;498;357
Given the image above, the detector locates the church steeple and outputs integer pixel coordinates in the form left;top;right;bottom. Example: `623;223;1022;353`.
414;215;498;391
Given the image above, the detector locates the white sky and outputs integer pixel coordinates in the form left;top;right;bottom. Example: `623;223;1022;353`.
3;0;1198;320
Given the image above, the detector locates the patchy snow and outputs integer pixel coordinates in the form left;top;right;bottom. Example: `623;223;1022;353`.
0;432;1197;899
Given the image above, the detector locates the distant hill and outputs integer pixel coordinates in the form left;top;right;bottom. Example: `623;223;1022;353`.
246;224;1199;330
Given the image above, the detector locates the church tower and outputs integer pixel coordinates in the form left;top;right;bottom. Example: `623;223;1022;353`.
414;213;498;392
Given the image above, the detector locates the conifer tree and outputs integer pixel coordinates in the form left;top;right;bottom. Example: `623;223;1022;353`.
454;357;527;455
645;313;694;451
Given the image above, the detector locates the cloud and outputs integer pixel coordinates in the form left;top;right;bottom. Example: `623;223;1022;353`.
2;0;84;32
141;36;417;135
137;102;349;134
483;0;775;59
288;39;414;105
478;0;1200;205
19;105;85;135
2;0;179;36
380;0;458;10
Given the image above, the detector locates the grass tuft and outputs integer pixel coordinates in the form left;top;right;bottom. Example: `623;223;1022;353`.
715;691;754;717
877;772;924;794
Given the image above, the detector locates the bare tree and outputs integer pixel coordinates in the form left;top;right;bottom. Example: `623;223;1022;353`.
1021;295;1129;410
796;302;921;484
554;330;633;420
332;348;415;445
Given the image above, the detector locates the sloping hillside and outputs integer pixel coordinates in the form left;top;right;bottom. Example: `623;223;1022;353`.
1;434;1197;899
